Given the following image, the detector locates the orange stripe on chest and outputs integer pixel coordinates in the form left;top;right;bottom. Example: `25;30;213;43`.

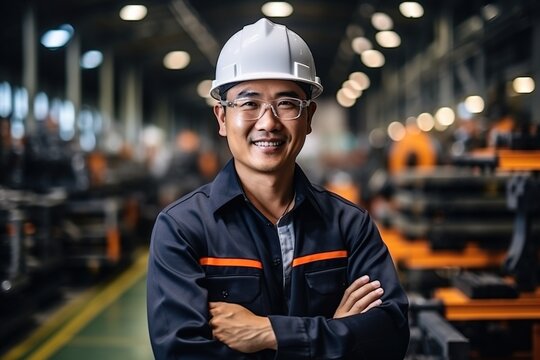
199;257;263;269
292;250;348;267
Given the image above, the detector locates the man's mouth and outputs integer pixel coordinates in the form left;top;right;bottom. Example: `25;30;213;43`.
252;140;284;147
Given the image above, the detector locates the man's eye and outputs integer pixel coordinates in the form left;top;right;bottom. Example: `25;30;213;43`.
277;99;298;108
238;100;259;108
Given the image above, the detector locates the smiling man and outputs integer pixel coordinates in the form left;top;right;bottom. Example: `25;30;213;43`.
147;18;409;359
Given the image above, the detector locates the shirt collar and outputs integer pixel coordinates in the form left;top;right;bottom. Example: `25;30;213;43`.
209;159;323;218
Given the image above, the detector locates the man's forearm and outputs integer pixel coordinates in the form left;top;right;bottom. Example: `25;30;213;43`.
209;302;277;353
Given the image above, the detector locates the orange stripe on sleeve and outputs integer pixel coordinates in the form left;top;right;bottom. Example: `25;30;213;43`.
199;257;263;269
292;250;348;267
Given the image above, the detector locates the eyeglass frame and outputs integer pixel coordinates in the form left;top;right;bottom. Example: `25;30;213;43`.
219;97;312;121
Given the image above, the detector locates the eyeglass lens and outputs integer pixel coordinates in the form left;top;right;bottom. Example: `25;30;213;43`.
235;99;303;120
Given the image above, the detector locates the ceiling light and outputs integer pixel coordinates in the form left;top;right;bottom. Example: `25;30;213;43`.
416;112;435;132
464;95;485;113
197;80;213;98
349;72;370;90
387;121;406;141
34;92;49;121
59;100;76;141
512;77;535;94
13;87;28;120
261;2;294;17
375;31;401;48
336;89;356;107
482;4;500;21
0;82;12;118
371;12;393;31
119;5;148;21
435;106;455;126
342;80;362;98
399;2;424;18
361;49;385;68
81;50;103;69
163;51;190;70
41;24;74;49
351;37;372;54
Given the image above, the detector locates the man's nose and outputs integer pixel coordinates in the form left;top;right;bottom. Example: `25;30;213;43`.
255;104;281;130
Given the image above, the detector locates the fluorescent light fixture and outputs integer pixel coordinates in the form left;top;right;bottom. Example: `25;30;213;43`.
34;92;49;121
361;49;385;68
41;24;74;49
0;81;12;117
435;106;455;126
261;2;294;17
13;87;28;119
399;2;424;18
375;30;401;48
512;77;535;94
336;89;356;107
163;51;191;70
59;100;75;141
81;50;103;69
342;80;362;98
119;5;147;21
197;80;213;98
371;12;393;30
482;4;500;21
351;37;372;54
387;121;406;141
464;95;485;113
349;72;370;90
416;112;435;131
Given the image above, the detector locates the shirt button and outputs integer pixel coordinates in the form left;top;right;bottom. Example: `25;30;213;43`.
221;290;229;298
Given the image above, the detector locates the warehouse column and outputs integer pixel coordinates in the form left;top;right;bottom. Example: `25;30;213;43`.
121;66;143;149
435;5;454;108
22;5;37;134
99;49;115;137
66;31;81;131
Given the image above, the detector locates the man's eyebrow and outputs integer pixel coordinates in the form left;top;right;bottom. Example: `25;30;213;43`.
234;90;260;98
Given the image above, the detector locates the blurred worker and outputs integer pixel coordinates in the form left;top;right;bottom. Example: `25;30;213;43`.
147;18;409;359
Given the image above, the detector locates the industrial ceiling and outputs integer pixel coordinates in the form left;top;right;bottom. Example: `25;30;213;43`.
0;1;537;130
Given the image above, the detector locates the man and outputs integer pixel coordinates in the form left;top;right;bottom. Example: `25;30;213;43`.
147;18;409;359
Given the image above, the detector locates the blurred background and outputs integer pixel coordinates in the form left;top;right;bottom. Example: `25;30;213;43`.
0;1;539;359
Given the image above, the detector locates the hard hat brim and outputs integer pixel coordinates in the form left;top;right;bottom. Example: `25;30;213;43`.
210;74;323;100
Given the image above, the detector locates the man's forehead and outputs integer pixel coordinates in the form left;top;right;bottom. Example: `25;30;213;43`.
228;80;305;98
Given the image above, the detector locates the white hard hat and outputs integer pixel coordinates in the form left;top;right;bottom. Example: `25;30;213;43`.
210;18;323;100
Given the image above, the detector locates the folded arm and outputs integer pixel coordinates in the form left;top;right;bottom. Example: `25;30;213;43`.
209;275;384;353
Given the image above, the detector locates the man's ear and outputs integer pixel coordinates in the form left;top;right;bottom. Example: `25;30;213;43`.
306;101;317;135
214;104;227;137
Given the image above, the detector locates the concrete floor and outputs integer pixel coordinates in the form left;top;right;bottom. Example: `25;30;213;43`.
3;251;153;360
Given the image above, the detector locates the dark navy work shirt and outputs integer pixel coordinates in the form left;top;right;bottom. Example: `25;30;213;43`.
147;159;409;359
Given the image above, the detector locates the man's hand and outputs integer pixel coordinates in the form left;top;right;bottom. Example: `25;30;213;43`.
209;302;277;353
333;275;384;318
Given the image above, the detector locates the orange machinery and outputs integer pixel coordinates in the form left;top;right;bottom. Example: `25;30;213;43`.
390;147;540;359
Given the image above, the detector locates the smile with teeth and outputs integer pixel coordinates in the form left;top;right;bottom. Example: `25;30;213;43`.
253;140;284;147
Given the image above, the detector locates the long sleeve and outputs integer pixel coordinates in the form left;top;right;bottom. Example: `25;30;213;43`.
147;212;249;359
268;213;409;359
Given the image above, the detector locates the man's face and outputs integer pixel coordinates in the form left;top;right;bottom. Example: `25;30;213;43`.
214;79;316;177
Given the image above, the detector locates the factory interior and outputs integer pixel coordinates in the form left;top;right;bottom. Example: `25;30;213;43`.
0;0;539;359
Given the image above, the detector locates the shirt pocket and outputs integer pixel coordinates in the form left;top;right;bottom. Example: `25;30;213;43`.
205;275;262;306
305;267;347;316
